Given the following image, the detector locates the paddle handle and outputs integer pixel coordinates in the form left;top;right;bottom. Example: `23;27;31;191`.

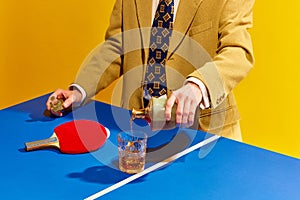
25;136;59;151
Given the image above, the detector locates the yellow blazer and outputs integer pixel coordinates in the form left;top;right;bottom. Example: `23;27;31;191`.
74;0;255;134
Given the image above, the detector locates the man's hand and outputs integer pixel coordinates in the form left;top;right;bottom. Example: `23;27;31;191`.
46;89;83;116
165;82;202;127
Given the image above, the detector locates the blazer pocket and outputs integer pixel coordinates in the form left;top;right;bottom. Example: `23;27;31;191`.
189;21;213;36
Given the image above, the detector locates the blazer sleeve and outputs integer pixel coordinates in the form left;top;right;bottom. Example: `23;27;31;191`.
188;0;255;109
73;0;123;104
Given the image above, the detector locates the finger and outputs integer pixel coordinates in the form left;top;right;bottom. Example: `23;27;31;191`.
181;98;190;125
188;100;197;127
46;93;58;110
63;98;73;108
165;93;177;121
51;110;63;117
175;97;184;124
46;98;52;110
56;89;66;100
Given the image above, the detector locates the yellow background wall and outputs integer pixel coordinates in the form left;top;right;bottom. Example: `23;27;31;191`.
1;1;299;158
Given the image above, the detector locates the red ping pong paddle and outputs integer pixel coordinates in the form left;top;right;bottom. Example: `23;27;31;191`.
25;120;110;154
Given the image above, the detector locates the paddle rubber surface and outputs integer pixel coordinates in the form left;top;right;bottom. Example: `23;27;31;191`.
54;120;109;154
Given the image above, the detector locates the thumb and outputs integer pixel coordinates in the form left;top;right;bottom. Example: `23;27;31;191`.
63;97;73;108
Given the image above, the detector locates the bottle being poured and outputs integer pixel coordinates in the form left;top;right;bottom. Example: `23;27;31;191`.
131;94;176;131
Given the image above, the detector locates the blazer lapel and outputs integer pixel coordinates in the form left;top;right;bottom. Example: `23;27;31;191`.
135;0;153;64
135;0;152;37
168;0;203;58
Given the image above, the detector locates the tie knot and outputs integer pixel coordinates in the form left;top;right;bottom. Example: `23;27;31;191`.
159;0;174;9
163;0;173;6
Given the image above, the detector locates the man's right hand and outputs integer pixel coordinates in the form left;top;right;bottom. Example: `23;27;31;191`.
46;89;83;116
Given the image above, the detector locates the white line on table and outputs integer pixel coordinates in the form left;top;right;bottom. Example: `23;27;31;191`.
85;134;221;200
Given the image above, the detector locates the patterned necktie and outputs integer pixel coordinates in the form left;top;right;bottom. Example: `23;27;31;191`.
144;0;174;98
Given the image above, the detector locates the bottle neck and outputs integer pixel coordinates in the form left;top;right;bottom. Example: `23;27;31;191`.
131;107;150;120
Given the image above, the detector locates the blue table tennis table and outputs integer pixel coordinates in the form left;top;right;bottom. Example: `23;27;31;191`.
0;94;299;200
